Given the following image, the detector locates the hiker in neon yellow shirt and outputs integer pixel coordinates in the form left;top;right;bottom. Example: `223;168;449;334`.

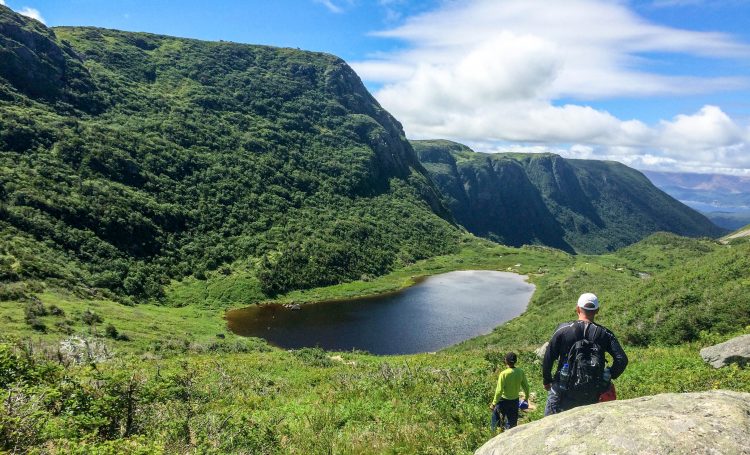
489;352;529;431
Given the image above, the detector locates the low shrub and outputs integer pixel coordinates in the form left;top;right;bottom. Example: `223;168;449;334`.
292;347;333;367
81;310;103;326
105;324;119;339
49;305;65;316
28;319;46;332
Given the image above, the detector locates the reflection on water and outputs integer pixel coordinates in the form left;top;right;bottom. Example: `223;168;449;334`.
225;270;535;355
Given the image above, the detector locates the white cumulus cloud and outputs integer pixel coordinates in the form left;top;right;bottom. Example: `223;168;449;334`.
17;6;45;24
658;106;745;151
353;0;750;174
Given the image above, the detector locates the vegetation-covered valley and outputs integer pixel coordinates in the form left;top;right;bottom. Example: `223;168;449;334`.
2;234;749;453
1;6;749;454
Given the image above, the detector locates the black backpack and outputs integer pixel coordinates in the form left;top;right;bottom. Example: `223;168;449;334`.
563;323;607;399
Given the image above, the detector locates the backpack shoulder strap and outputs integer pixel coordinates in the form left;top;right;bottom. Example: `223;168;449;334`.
574;321;585;341
587;323;603;343
565;323;585;363
584;324;608;356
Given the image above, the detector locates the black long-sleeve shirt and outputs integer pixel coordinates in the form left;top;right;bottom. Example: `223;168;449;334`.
542;320;628;385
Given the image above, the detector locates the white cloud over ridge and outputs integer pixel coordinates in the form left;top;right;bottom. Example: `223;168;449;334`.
17;6;45;24
352;0;750;174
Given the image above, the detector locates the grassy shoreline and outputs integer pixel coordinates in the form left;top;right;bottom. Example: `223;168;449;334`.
253;238;567;306
1;237;565;354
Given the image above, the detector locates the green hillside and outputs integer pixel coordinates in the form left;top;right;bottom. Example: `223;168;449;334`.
413;140;726;253
1;8;748;453
0;5;459;303
2;234;748;453
0;5;725;306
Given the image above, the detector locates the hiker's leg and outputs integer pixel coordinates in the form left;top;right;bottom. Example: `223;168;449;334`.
490;406;501;432
544;383;565;416
504;399;520;429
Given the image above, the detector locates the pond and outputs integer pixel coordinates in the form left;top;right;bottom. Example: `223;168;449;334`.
225;270;535;355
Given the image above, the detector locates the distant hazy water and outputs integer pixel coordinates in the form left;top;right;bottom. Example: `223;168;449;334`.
225;270;535;355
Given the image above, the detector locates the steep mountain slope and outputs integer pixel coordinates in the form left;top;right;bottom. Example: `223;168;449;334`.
0;6;459;301
413;140;572;251
413;140;725;253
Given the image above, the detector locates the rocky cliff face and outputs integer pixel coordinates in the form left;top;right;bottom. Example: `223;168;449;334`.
414;140;726;253
413;140;571;251
476;390;750;455
0;5;100;110
322;62;450;217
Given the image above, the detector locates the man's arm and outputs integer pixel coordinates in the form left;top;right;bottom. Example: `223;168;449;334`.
492;370;506;405
542;332;560;386
606;332;628;379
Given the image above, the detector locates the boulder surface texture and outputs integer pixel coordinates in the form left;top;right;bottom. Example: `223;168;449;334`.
476;390;750;455
535;342;549;359
700;334;750;368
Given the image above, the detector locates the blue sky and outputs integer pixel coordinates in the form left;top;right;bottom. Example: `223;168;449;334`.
3;0;750;174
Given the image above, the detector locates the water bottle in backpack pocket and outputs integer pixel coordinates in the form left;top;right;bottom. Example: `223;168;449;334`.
558;363;570;391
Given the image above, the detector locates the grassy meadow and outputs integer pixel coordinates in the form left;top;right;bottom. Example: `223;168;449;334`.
2;234;749;454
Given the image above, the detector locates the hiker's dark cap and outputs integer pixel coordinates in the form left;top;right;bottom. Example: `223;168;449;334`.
505;352;517;364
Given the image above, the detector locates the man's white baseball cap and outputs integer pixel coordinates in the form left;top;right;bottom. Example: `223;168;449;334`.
577;293;599;310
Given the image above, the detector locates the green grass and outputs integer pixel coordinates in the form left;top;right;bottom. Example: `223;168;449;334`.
0;291;232;353
3;334;747;454
2;233;749;453
164;265;266;309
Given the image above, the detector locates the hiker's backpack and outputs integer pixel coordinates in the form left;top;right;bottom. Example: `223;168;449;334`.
563;323;607;399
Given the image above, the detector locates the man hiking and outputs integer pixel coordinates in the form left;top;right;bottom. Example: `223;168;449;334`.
490;352;529;431
542;293;628;415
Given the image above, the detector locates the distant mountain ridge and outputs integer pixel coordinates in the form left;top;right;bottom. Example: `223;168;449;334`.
643;171;750;194
643;170;750;230
413;140;725;253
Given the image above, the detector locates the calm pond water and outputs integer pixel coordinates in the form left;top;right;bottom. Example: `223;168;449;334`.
225;270;535;355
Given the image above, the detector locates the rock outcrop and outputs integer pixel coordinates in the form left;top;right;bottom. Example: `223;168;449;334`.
476;390;750;455
535;342;548;359
0;4;101;111
700;334;750;368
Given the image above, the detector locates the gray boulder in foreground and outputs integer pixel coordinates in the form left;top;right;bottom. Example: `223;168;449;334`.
476;390;750;455
700;334;750;368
